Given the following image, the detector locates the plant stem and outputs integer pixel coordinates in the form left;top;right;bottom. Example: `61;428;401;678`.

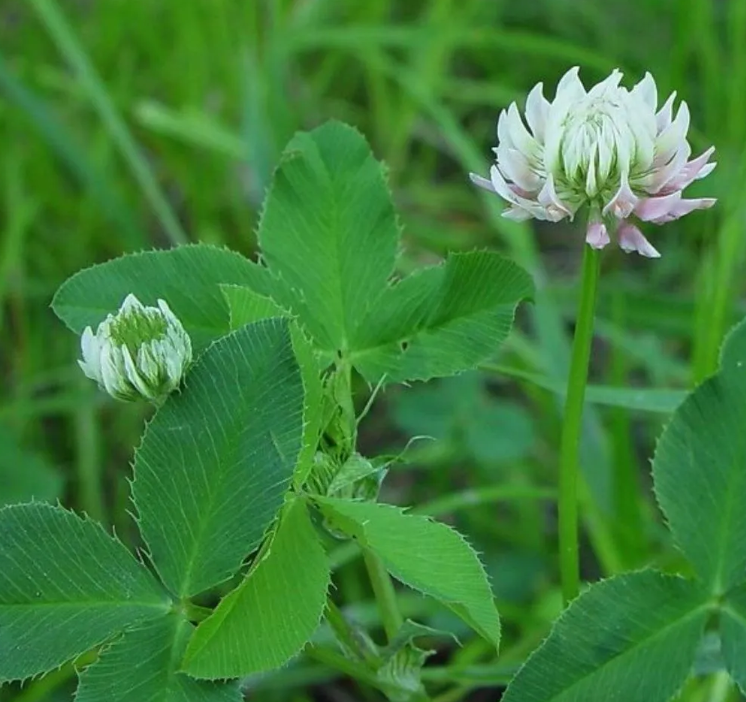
326;597;375;663
558;243;601;604
363;547;403;642
305;645;382;690
336;354;403;643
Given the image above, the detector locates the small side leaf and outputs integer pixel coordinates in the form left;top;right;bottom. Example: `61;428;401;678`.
502;571;708;702
182;498;330;678
0;503;169;683
352;251;534;383
653;367;746;593
76;614;241;702
133;319;304;598
314;497;500;646
52;244;273;352
719;584;746;694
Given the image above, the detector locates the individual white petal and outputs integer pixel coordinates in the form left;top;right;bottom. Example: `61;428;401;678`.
646;196;716;224
630;72;658;110
501;206;535;221
618;222;661;257
498;147;543;191
490;165;553;220
504;103;539;158
489;165;532;204
634;192;683;221
120;294;145;313
648;142;692;193
655;92;677;131
122;344;154;400
537;174;572;221
469;173;497;193
137;343;162;385
602;173;639;219
555;66;586;101
79;327;103;383
100;345;133;400
596;128;615;185
525;82;550;142
653;101;690;168
588;68;623;98
624;103;656;170
586;221;610;249
585;142;599;197
696;162;717;180
156;299;179;327
656;147;716;194
496;108;511;148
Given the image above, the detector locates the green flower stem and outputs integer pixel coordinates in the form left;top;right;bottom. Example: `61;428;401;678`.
558;243;601;604
363;547;403;642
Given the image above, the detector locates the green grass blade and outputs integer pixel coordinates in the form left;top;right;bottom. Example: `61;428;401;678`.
28;0;188;245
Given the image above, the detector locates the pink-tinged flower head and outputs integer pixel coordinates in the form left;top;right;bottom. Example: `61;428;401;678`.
470;67;717;257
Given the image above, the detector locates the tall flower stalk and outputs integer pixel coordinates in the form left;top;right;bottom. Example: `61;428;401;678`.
557;243;600;602
471;66;716;603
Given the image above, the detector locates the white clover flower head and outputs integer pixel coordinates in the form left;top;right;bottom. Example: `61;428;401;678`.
470;66;717;257
78;294;192;403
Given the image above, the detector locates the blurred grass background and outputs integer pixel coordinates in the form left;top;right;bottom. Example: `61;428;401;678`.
1;0;746;700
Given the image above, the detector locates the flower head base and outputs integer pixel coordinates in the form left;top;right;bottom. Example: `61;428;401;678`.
79;294;192;403
470;67;717;257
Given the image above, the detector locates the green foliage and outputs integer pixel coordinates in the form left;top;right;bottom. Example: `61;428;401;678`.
351;251;534;383
315;496;500;646
132;318;305;597
501;572;709;702
653;365;746;594
76;615;241;702
511;329;746;699
0;502;169;683
374;621;449;702
220;284;324;487
241;121;533;384
9;0;746;698
0;425;63;506
391;372;535;464
257;121;400;352
720;585;746;694
51;245;272;352
183;498;330;678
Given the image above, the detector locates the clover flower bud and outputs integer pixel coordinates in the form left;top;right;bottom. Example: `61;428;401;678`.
470;67;717;257
78;294;192;403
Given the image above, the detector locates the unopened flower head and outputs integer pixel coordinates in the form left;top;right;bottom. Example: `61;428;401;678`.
78;294;192;403
470;67;717;257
